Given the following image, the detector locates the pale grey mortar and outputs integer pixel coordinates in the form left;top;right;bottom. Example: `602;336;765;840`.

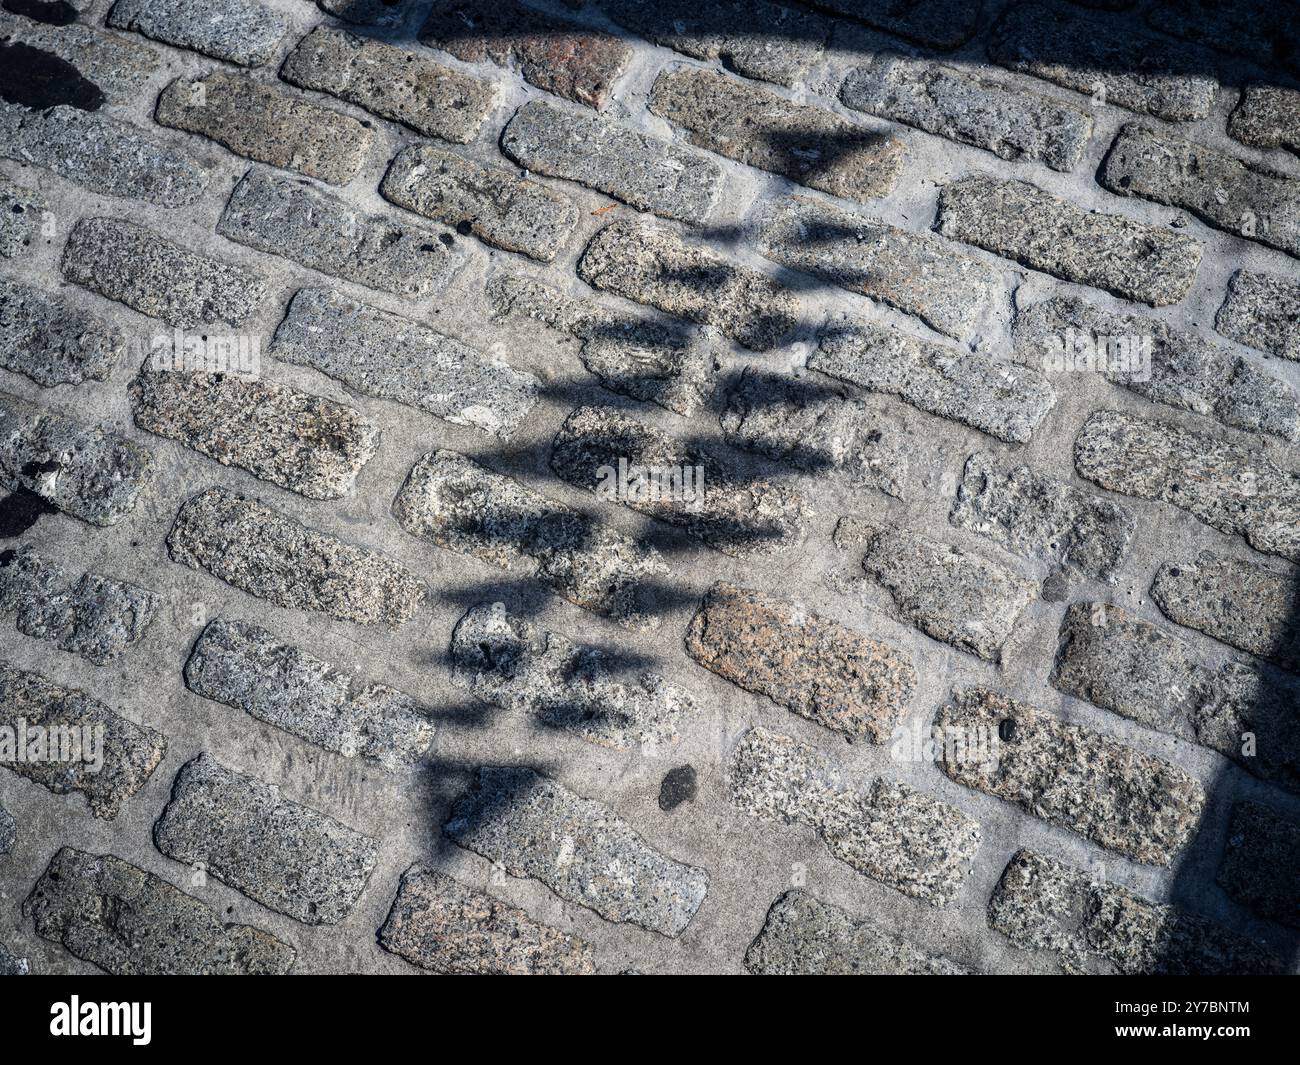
1217;802;1299;929
0;13;159;101
444;766;709;936
271;287;538;438
185;617;436;770
1216;269;1300;362
0;175;43;259
153;754;380;925
24;848;296;975
107;0;288;66
0;280;124;387
1229;84;1300;155
0;802;13;856
167;486;426;626
937;687;1204;865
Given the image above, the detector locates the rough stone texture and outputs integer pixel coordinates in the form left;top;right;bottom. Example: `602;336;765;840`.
378;865;597;975
450;603;697;752
1100;123;1300;260
0;943;27;975
1015;293;1300;441
168;486;425;626
0;391;153;527
316;0;412;26
812;0;980;49
1052;602;1300;795
811;320;1055;443
281;26;496;143
501;99;723;225
1146;0;1300;76
392;449;666;630
1216;269;1300;362
61;217;265;328
579;220;798;351
486;274;718;416
727;726;980;905
1074;409;1300;562
1217;802;1299;929
381;143;579;263
23;848;296;975
842;53;1093;172
685;582;915;741
649;67;905;202
744;890;970;974
107;0;287;66
444;766;708;936
951;452;1136;580
129;360;380;500
0;280;124;387
936;175;1202;307
938;688;1203;864
0;12;159;101
0;664;167;820
185;618;436;770
419;0;632;109
989;849;1280;975
272;288;537;438
0;545;160;664
156;72;373;186
0;801;12;856
217;169;457;299
758;196;1003;341
1229;84;1300;156
1150;553;1300;675
153;754;380;925
0;175;43;258
988;1;1219;122
0;103;209;208
601;0;829;87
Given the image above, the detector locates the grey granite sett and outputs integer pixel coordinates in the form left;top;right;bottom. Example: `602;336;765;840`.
0;13;159;101
0;176;44;259
1216;270;1300;363
1217;802;1300;929
1230;84;1300;156
0;280;123;387
107;0;287;66
0;802;13;857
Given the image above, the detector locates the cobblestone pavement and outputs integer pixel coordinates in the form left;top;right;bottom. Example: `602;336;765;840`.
0;0;1298;975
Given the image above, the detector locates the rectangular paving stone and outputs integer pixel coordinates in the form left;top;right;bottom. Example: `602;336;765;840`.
61;217;265;328
392;449;666;630
419;0;632;109
168;486;425;626
579;220;798;351
1217;802;1299;929
811;0;979;49
379;865;596;975
550;405;810;557
758;196;1003;341
217;168;457;299
842;53;1093;172
951;452;1136;580
1216;269;1300;362
24;848;296;975
745;890;970;975
0;175;43;258
852;524;1037;660
451;603;696;752
0;663;167;820
1151;552;1300;675
1229;84;1300;156
129;359;379;500
156;72;372;185
728;726;979;905
445;766;708;936
1146;0;1300;75
485;274;719;416
811;320;1055;442
0;103;209;208
186;618;435;770
686;582;914;742
1074;409;1300;562
0;279;124;386
107;0;287;66
1100;123;1300;259
0;12;159;101
649;67;904;202
381;143;579;263
938;687;1203;864
935;175;1203;306
990;849;1279;974
154;754;379;925
1052;601;1300;794
601;0;829;87
281;26;495;143
0;391;153;527
988;1;1219;121
271;287;537;438
501;99;723;225
1016;292;1300;441
0;545;159;665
